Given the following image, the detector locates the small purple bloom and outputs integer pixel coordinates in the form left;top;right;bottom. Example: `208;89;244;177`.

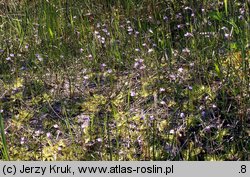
46;132;51;138
224;33;230;39
149;115;155;121
139;65;146;70
184;32;193;37
107;69;112;73
201;111;206;118
163;16;168;21
53;124;59;129
20;137;25;145
134;62;139;68
169;129;175;134
160;101;166;105
188;86;193;90
130;91;136;97
148;48;154;53
96;138;102;142
140;115;145;120
178;67;184;73
102;28;108;33
160;88;165;92
204;126;211;133
138;59;144;63
127;27;133;32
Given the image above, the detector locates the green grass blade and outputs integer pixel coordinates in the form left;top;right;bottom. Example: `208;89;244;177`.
224;0;228;16
0;113;9;160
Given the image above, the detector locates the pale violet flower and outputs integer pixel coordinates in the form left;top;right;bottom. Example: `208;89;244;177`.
96;138;102;142
149;115;155;121
188;86;193;90
148;48;154;53
130;91;136;97
102;28;108;33
224;33;230;39
170;129;175;134
35;130;42;136
184;32;193;37
127;27;133;32
178;67;184;73
107;69;112;73
53;124;59;129
201;111;206;118
35;54;43;61
20;137;25;145
139;65;146;70
83;76;89;80
137;58;144;63
160;101;166;105
46;132;51;138
134;62;139;68
160;88;165;92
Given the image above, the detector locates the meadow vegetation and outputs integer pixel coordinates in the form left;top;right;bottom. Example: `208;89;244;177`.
0;0;249;160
